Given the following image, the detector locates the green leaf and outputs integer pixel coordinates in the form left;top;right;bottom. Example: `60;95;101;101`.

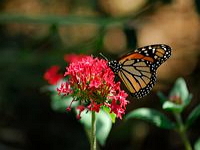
194;137;200;150
102;106;116;123
162;101;184;113
184;94;193;107
125;108;175;129
96;111;112;146
79;110;112;146
78;111;91;129
186;104;200;128
51;94;74;112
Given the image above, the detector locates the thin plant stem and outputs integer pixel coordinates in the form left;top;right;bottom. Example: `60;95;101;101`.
91;111;96;150
174;113;192;150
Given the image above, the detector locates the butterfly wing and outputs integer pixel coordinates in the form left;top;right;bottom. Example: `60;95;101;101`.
117;44;171;98
119;44;171;68
118;58;156;98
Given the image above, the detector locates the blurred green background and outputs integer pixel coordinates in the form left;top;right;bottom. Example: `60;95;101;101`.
0;0;200;149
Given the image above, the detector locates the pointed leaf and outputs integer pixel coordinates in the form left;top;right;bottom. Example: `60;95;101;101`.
162;101;184;113
102;106;116;123
157;91;169;104
184;94;193;108
96;111;112;146
125;108;175;129
194;138;200;150
186;104;200;128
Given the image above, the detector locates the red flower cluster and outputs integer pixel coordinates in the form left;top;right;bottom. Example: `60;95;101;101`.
57;56;129;119
44;65;63;85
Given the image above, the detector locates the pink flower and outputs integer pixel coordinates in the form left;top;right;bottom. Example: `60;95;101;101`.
57;56;129;119
57;82;72;95
44;65;63;85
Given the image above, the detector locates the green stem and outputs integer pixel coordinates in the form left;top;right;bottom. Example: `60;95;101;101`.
91;111;96;150
174;113;192;150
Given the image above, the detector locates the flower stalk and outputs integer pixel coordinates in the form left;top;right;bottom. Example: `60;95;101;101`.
55;55;129;148
91;111;97;150
173;113;192;150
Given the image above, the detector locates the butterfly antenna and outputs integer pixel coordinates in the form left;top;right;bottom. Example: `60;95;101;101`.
99;53;108;61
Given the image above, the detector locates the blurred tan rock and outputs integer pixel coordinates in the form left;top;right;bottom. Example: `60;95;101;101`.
98;0;148;17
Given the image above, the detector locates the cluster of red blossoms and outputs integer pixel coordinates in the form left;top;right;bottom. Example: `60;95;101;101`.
45;55;129;119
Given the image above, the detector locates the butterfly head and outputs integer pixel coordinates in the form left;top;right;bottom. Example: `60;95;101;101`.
108;60;122;74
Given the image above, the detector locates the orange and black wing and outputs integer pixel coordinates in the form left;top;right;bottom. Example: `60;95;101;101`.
120;44;171;68
108;44;171;98
118;58;156;98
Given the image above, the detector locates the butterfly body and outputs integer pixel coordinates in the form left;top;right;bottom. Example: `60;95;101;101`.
108;44;171;99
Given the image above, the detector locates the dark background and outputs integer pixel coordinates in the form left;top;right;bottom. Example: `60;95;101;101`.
0;0;200;149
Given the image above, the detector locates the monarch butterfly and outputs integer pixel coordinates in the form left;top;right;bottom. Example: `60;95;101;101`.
107;44;172;99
